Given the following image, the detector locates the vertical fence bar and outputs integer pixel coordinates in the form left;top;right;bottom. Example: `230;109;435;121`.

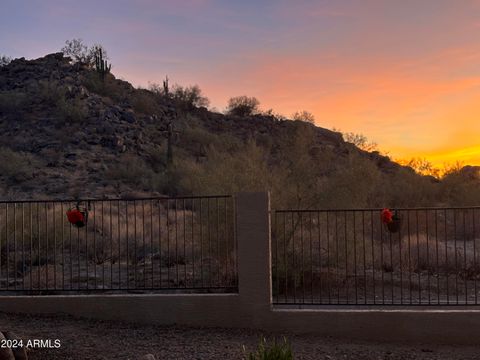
317;211;322;304
344;211;348;304
300;212;305;303
191;198;195;288
454;209;459;304
292;211;296;304
110;201;113;289
380;211;385;304
474;208;477;305
199;198;203;288
13;203;17;290
6;203;9;290
435;209;440;304
463;210;468;304
426;209;430;304
151;199;154;289
184;198;188;288
309;212;313;304
142;200;146;289
118;200;121;290
335;212;340;303
362;211;367;304
85;203;88;291
284;212;288;303
445;208;449;305
398;210;403;305
416;210;421;304
0;204;3;290
371;211;376;305
353;211;358;304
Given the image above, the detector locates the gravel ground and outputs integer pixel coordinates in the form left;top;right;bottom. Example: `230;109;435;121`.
0;312;479;360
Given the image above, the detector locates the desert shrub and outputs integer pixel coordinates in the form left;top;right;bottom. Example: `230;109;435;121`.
319;155;383;208
37;80;87;123
181;125;241;153
396;157;441;178
226;96;260;117
439;169;480;206
131;89;163;114
38;80;67;106
341;131;378;152
145;145;168;171
82;72;126;101
178;141;276;195
0;90;27;115
243;337;294;360
0;147;35;183
104;156;155;188
56;96;87;123
292;110;315;124
171;84;209;110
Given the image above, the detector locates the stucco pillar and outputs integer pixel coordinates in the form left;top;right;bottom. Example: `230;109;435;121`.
235;192;272;324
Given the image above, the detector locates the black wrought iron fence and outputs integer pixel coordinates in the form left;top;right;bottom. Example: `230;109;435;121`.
0;196;237;294
272;207;480;305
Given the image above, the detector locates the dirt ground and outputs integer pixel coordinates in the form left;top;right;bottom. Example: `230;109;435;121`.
0;312;479;360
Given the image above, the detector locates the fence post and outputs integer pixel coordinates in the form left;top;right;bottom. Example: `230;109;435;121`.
235;192;272;325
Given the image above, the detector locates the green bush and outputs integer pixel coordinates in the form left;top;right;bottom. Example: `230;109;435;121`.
243;337;294;360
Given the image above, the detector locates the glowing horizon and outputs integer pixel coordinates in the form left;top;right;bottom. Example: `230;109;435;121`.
1;0;479;166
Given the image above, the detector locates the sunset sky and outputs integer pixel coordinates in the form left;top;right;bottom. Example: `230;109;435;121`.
1;0;479;166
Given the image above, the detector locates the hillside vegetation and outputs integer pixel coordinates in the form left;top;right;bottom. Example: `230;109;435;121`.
0;52;479;208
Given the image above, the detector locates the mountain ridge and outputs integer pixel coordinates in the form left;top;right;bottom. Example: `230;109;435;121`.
0;53;477;207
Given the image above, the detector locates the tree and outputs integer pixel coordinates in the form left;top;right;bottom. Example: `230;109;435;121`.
397;157;441;178
171;84;209;109
61;39;108;66
0;55;11;67
292;110;315;124
342;132;378;152
226;96;260;117
61;38;89;63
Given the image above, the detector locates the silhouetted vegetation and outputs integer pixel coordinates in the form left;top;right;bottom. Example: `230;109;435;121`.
341;131;379;152
226;96;260;116
171;84;210;110
61;38;108;67
292;110;315;124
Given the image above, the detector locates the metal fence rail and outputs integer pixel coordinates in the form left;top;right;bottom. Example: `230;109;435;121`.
0;196;237;294
272;207;480;305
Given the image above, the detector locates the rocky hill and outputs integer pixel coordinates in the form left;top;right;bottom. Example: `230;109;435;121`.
0;53;477;207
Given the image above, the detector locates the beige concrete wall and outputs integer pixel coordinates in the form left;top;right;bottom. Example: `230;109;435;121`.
0;294;241;327
2;192;480;344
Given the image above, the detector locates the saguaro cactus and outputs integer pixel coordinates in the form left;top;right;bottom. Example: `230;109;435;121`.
163;75;169;96
95;49;111;80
